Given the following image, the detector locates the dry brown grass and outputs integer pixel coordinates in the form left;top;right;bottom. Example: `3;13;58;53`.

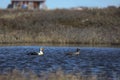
0;69;97;80
1;69;120;80
0;7;120;44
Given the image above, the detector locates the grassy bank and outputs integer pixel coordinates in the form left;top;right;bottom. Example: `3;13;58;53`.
0;7;120;44
1;69;120;80
0;69;116;80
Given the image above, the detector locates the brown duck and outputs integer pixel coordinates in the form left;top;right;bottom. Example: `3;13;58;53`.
65;48;80;55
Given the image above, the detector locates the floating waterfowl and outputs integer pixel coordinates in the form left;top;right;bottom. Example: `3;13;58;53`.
27;48;44;56
65;48;80;55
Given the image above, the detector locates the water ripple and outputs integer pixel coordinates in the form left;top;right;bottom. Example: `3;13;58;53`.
0;46;120;78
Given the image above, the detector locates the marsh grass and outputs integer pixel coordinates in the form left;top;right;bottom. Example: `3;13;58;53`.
1;69;120;80
0;69;97;80
0;7;120;44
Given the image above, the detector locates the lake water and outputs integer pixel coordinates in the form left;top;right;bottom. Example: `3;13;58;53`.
0;43;120;79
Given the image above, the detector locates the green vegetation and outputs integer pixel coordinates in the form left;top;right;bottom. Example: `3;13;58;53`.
0;7;120;44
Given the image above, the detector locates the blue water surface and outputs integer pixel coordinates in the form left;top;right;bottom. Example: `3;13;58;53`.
0;45;120;79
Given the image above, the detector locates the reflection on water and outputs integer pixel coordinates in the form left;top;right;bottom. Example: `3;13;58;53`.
0;43;120;80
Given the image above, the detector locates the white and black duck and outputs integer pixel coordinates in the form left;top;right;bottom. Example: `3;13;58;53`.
27;48;44;56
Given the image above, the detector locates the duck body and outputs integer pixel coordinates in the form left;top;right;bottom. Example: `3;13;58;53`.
38;50;44;55
65;48;80;56
27;52;38;55
27;48;44;56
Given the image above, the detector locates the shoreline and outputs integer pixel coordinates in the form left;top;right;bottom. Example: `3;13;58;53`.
0;42;120;48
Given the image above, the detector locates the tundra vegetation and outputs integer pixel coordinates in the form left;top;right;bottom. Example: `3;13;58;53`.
0;69;119;80
0;7;120;44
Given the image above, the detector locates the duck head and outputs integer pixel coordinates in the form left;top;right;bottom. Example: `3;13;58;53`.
40;48;44;51
77;48;80;52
